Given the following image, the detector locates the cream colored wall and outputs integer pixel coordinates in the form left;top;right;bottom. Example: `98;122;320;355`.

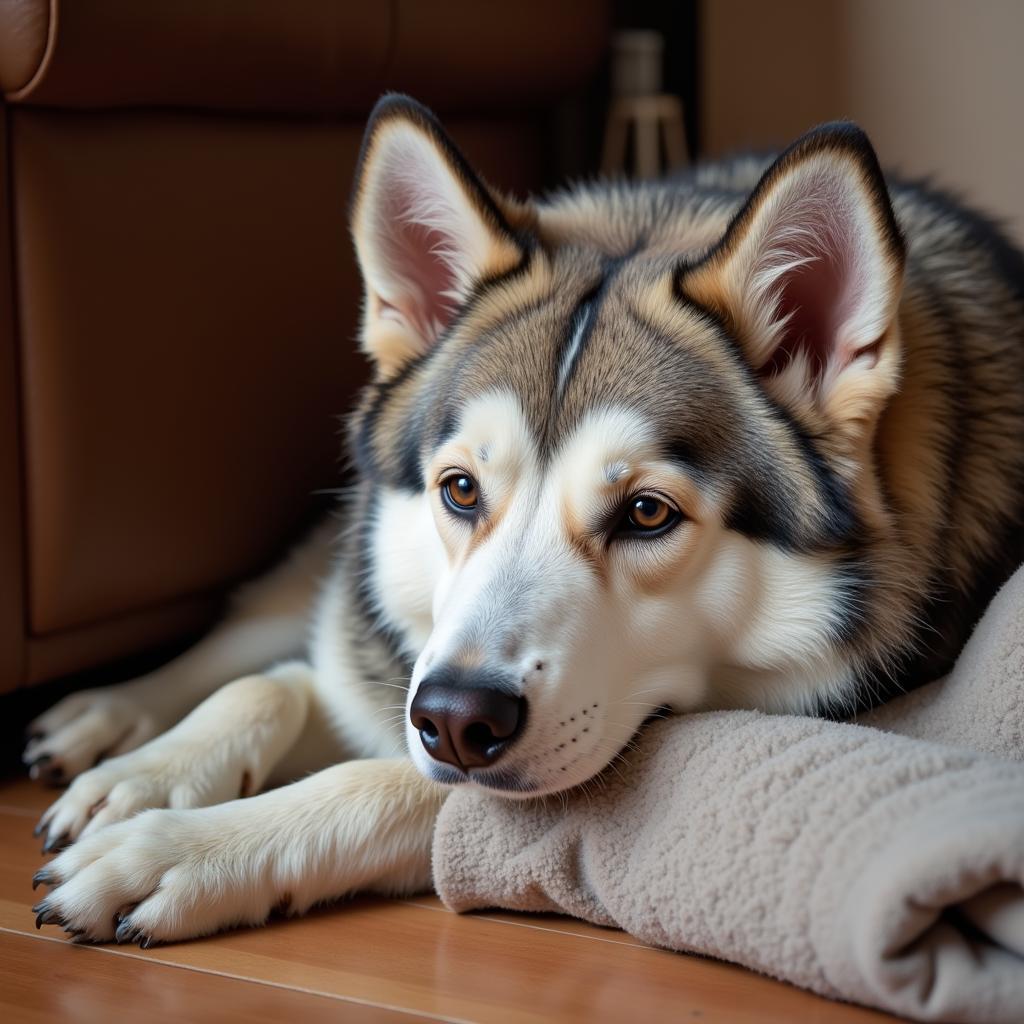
703;0;1024;240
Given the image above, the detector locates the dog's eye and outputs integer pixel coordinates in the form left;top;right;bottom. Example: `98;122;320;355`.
618;495;681;537
442;474;478;514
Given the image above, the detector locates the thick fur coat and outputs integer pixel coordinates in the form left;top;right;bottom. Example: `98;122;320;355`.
23;97;1024;945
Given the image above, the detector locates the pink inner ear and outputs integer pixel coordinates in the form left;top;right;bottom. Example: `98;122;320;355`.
754;177;879;384
763;249;846;378
379;183;462;342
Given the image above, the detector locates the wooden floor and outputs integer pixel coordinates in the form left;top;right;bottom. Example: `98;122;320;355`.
0;776;903;1023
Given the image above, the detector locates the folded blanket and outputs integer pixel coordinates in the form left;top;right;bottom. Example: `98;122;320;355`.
433;564;1024;1024
861;564;1024;761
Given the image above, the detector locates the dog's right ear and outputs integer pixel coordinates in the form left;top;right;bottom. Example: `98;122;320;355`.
680;122;905;449
351;96;528;378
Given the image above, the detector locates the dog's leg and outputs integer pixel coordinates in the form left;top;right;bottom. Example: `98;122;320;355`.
34;660;334;850
23;519;335;783
33;759;447;945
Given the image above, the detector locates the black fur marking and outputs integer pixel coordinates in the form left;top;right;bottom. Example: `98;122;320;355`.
351;356;428;487
828;553;872;649
723;478;801;549
554;291;599;386
345;488;416;676
787;425;861;544
669;290;862;552
395;401;430;495
552;254;638;405
662;438;713;488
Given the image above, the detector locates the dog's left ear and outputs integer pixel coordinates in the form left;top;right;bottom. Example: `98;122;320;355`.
681;123;905;443
351;95;530;378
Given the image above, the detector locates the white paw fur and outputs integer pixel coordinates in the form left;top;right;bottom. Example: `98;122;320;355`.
24;687;163;785
34;671;313;849
33;760;446;945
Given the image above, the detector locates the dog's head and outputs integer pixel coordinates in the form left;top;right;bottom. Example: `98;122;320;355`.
350;96;905;796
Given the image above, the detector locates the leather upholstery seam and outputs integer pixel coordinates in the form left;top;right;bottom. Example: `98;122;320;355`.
27;586;227;643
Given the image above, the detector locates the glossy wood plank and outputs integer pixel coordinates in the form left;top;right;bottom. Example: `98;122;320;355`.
0;777;903;1023
0;775;48;816
0;931;422;1023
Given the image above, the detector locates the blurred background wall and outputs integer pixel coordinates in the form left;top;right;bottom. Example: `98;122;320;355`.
702;0;1024;241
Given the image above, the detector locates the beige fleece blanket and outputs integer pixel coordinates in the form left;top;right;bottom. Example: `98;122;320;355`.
433;564;1024;1024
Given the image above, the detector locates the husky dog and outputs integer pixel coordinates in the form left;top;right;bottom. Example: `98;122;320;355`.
26;96;1024;945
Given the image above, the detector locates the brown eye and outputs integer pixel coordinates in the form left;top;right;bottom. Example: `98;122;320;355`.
620;495;680;536
443;474;478;513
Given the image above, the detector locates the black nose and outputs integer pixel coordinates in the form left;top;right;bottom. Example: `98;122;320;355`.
410;680;526;771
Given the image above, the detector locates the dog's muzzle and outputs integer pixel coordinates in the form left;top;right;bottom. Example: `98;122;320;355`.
409;670;526;772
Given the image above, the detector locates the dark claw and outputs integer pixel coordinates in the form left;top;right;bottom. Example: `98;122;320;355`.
139;935;156;950
32;869;54;890
34;904;61;929
115;919;137;944
113;904;137;929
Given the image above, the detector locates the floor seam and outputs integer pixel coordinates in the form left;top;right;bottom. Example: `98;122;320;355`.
0;925;478;1024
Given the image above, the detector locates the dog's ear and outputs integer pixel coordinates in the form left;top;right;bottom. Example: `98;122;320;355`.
351;95;529;378
681;123;905;443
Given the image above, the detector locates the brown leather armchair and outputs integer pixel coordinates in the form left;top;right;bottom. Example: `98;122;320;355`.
0;0;609;695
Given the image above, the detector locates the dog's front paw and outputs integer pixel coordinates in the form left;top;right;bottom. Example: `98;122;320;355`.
33;805;279;945
35;738;247;851
24;687;161;785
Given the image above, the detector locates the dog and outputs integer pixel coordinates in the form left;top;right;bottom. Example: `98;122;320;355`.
25;95;1024;945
